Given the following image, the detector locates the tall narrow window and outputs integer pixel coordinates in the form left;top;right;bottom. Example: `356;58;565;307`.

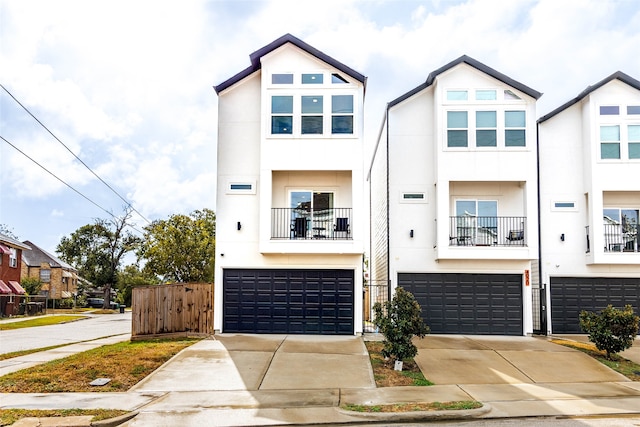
600;125;620;159
447;111;468;147
301;96;323;134
628;125;640;159
476;111;497;147
271;96;293;134
505;111;526;147
331;95;353;134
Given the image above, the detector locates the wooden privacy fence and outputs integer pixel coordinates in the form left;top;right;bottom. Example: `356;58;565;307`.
131;283;214;340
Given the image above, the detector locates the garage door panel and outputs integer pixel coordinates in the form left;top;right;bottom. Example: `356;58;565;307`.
399;273;523;335
551;277;640;334
223;269;354;335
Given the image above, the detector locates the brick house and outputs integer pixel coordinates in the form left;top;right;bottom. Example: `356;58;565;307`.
21;240;78;301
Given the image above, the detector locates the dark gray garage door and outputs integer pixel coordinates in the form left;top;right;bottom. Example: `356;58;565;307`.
550;277;640;334
398;273;523;335
223;269;354;334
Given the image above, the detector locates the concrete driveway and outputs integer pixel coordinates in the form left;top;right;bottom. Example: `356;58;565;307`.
413;335;630;385
131;334;376;392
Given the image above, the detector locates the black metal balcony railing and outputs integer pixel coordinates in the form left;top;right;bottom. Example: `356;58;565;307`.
602;223;639;252
272;208;352;240
449;216;527;247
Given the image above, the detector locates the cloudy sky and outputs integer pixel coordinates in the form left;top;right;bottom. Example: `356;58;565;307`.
1;0;639;255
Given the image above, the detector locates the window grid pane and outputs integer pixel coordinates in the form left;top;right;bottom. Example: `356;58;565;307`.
272;116;292;134
505;111;526;127
447;90;468;101
601;143;620;159
448;130;468;147
477;130;497;147
476;111;496;127
302;73;323;84
272;74;293;84
475;90;497;100
600;125;620;142
332;95;353;113
272;96;293;114
629;143;640;159
447;111;468;128
302;116;323;134
331;116;353;134
301;96;323;114
600;105;620;115
628;106;640;115
505;130;526;147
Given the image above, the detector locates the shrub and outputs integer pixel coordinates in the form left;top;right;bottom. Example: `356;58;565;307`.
373;287;430;364
579;304;639;359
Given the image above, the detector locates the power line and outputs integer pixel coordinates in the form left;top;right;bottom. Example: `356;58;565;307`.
0;134;144;235
0;83;151;225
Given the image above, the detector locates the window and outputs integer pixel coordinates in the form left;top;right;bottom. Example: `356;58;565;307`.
271;96;293;134
600;106;620;115
628;106;640;115
301;95;323;134
629;125;640;159
227;182;256;194
302;73;323;84
504;90;521;100
401;192;426;203
447;90;468;101
447;111;468;147
505;111;526;147
332;73;348;84
552;201;577;211
331;95;353;134
40;269;51;282
456;200;498;245
603;208;638;252
475;90;497;100
272;73;293;84
476;111;497;147
600;125;621;159
9;248;17;268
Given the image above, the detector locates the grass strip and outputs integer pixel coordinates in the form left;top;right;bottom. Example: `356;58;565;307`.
0;409;129;426
343;401;482;413
0;315;87;330
365;341;433;387
0;338;199;393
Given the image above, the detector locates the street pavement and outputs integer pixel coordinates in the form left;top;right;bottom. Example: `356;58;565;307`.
1;319;640;426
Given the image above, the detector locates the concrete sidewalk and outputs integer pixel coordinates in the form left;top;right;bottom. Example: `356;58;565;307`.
2;334;640;426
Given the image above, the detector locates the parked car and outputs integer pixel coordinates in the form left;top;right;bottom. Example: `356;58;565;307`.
86;298;119;309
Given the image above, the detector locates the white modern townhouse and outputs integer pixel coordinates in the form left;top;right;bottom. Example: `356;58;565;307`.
538;71;640;334
213;34;367;334
368;56;542;336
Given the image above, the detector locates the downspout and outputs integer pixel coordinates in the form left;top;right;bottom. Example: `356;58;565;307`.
386;105;391;299
536;120;547;335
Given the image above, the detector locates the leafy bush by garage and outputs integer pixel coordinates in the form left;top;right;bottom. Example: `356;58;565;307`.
579;304;640;359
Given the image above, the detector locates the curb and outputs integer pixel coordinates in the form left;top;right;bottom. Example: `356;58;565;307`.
91;411;139;427
336;403;491;421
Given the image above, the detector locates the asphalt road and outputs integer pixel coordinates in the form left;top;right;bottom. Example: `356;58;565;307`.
0;312;132;353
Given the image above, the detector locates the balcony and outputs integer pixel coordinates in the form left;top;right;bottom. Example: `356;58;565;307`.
449;216;527;247
271;208;352;240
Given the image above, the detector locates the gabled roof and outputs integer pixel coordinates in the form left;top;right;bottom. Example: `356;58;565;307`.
0;233;31;251
538;71;640;123
389;55;542;108
214;33;367;94
21;240;76;271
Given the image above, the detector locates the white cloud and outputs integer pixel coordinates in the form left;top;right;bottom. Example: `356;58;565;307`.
50;209;64;217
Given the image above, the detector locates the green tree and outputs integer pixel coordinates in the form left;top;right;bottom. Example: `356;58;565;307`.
373;287;430;368
56;209;141;309
117;264;158;306
137;209;216;283
579;304;639;359
21;277;42;295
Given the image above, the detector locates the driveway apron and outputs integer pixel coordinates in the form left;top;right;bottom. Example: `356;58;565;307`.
413;335;630;385
131;334;376;392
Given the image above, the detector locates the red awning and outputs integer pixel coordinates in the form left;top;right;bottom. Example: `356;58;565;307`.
0;280;11;294
7;281;26;295
0;244;10;254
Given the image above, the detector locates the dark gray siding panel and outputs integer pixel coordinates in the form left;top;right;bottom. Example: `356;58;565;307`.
398;273;523;335
550;277;640;334
223;269;354;335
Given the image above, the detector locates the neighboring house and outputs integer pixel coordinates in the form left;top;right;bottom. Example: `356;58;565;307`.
538;72;640;334
368;56;541;336
0;234;30;316
21;240;79;301
213;34;367;334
